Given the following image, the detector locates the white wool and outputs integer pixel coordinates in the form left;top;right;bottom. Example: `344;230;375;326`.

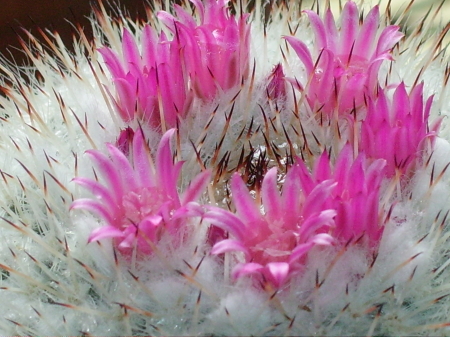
206;286;281;336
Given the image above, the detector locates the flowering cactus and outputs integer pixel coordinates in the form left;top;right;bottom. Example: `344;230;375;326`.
0;0;450;336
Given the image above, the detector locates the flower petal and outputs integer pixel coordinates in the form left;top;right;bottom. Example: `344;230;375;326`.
181;170;211;205
339;1;358;56
88;225;124;243
71;199;116;226
231;173;263;224
232;262;264;280
265;262;290;288
261;168;282;222
284;36;314;74
211;239;251;259
203;208;247;240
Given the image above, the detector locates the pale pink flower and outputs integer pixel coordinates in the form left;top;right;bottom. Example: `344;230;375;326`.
205;163;337;288
361;82;441;177
285;1;403;115
71;129;210;253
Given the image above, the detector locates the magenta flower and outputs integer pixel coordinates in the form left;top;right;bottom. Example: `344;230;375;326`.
205;164;337;288
100;0;250;128
158;0;251;99
99;28;191;128
71;129;210;253
361;82;441;177
205;147;387;288
285;1;403;115
300;146;387;245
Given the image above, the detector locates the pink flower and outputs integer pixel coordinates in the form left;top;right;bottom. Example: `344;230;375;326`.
204;164;337;288
361;82;441;177
285;1;403;115
158;0;251;99
205;147;387;288
99;0;250;128
301;146;387;245
99;28;191;128
71;129;210;253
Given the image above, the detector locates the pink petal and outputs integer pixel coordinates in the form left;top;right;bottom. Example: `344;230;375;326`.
157;61;188;127
72;177;118;213
375;26;403;57
157;11;177;33
231;173;263;224
265;262;290;288
203;208;246;240
139;215;163;242
304;10;327;51
122;29;142;69
298;209;336;240
181;170;211;205
142;25;158;67
118;227;138;248
173;202;205;218
113;78;136;121
281;165;303;227
302;180;336;218
132;129;156;187
70;199;116;226
261;168;282;222
354;5;379;59
211;239;250;259
98;47;126;78
190;0;205;23
333;145;353;188
392;82;409;121
313;151;331;182
284;36;314;74
106;143;138;191
232;262;264;280
312;49;335;104
88;225;124;243
324;9;338;52
173;4;197;28
156;128;177;192
289;242;314;264
310;233;334;246
339;1;358;56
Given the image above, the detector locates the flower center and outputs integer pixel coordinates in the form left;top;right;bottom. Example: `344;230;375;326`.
253;229;298;263
334;54;367;80
122;187;165;225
